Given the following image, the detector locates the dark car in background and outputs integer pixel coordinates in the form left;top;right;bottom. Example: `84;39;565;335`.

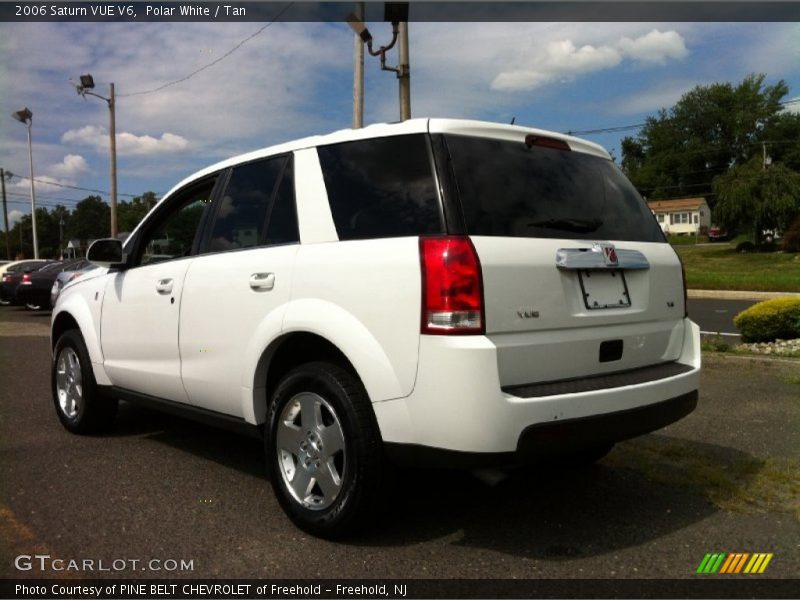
50;261;100;308
0;260;52;305
16;259;91;310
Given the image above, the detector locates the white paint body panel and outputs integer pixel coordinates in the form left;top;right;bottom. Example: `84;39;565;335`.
100;260;193;402
179;245;299;417
373;319;700;453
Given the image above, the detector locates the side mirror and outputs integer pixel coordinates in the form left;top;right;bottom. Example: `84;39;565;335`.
87;238;127;269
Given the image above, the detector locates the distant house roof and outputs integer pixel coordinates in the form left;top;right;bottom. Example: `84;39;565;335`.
647;197;708;212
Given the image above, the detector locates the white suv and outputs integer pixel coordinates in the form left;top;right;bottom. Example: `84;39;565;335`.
51;119;700;536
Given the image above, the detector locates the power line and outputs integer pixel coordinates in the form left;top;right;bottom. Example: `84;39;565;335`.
5;191;85;205
567;98;800;137
567;123;645;136
118;2;294;98
8;174;137;198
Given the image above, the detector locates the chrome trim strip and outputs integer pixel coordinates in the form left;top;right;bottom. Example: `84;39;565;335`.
556;247;650;270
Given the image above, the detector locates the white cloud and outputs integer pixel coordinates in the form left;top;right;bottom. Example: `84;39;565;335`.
618;29;689;64
492;40;622;91
781;96;800;115
489;28;687;92
62;125;190;155
8;210;24;227
51;154;89;178
8;173;81;196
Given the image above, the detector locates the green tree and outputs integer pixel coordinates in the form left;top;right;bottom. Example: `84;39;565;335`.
713;157;800;245
621;74;794;203
117;191;158;234
66;196;110;241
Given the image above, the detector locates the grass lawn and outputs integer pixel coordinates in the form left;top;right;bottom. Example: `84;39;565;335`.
675;244;800;292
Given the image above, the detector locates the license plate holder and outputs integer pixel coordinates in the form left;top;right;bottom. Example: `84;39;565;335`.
579;269;631;310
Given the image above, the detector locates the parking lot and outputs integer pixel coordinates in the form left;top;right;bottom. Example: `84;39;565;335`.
1;305;798;583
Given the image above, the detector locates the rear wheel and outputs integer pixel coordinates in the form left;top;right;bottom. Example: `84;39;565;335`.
267;362;382;538
52;329;117;434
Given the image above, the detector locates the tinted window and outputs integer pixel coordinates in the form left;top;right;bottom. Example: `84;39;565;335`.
264;159;299;245
317;134;443;240
444;135;665;243
208;155;296;252
139;179;215;266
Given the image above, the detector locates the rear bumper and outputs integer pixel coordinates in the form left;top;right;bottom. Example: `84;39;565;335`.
373;318;701;460
385;390;697;468
16;285;49;308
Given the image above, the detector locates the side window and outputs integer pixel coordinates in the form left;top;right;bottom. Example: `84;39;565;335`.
207;155;294;253
265;158;299;245
316;134;443;241
137;179;216;267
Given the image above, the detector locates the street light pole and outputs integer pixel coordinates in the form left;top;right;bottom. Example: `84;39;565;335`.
24;121;39;258
11;108;39;259
72;74;118;238
1;169;10;260
108;83;118;238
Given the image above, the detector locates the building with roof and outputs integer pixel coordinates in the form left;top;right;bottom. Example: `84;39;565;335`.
647;197;711;235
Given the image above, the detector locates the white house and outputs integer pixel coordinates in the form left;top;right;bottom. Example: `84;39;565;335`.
647;197;711;235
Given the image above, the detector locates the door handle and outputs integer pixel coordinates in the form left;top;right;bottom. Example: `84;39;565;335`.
249;272;275;291
156;278;174;294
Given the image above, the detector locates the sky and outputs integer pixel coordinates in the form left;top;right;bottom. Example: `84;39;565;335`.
0;16;799;228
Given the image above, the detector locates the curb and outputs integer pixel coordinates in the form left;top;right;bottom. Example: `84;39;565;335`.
688;289;800;301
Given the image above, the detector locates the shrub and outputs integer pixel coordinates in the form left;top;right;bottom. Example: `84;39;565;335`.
735;240;755;253
783;218;800;253
701;334;730;353
733;297;800;342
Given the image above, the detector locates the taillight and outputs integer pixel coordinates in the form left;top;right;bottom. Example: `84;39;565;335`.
524;134;571;151
419;236;484;335
22;274;31;283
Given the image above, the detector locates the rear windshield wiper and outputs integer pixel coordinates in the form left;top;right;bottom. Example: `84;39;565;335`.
526;218;603;233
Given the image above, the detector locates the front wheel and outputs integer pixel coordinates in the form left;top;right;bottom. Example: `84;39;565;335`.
52;329;117;434
267;362;382;538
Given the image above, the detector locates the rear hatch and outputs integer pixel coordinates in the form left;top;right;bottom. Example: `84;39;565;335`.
431;122;686;388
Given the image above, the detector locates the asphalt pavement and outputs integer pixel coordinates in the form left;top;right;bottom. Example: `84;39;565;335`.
687;299;757;338
1;306;798;584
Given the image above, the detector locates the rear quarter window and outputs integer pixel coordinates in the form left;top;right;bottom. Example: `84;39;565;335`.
317;134;444;241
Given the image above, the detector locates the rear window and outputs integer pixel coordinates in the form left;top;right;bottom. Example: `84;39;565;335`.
444;135;664;243
317;134;444;241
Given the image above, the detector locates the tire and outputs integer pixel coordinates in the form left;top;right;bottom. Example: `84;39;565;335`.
267;362;382;538
52;329;118;434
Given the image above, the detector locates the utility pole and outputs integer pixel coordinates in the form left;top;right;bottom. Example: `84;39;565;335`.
352;2;365;128
346;3;411;123
398;21;411;121
109;82;118;238
0;169;10;260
